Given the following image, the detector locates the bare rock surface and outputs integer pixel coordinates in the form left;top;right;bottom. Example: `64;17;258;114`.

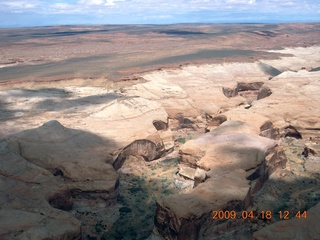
11;120;119;195
0;137;81;239
0;87;173;150
154;121;287;240
139;47;320;142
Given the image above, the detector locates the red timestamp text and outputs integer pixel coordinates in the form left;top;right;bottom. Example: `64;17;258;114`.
212;210;307;220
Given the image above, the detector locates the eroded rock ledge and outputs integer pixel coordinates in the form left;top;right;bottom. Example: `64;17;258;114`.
154;121;287;240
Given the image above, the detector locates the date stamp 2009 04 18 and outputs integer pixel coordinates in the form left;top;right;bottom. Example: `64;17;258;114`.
212;210;307;220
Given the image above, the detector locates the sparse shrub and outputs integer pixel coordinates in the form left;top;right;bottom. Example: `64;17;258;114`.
119;207;132;213
163;189;172;196
86;235;96;240
150;165;157;170
117;194;126;205
95;223;102;233
177;137;186;144
129;186;142;194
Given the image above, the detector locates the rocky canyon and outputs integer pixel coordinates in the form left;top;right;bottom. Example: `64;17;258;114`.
0;24;320;239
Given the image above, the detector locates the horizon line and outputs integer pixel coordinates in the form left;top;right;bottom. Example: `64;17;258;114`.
1;21;320;29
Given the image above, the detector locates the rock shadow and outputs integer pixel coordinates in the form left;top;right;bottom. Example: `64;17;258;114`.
197;174;320;240
0;88;72;121
102;173;156;240
33;92;120;112
309;66;320;72
156;30;207;36
102;156;181;240
257;62;282;78
0;88;121;122
0;98;26;121
1;88;72;97
253;176;320;219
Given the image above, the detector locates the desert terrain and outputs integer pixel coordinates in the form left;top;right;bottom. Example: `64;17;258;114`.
0;23;320;240
1;23;319;84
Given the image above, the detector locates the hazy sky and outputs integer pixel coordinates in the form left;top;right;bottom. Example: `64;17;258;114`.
0;0;319;27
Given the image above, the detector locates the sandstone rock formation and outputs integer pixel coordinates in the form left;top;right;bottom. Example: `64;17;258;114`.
0;89;175;165
14;120;119;199
1;46;320;239
0;120;119;239
0;139;80;239
154;121;287;240
113;139;166;170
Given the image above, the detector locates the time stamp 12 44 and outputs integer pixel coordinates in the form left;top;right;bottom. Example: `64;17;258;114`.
212;210;307;220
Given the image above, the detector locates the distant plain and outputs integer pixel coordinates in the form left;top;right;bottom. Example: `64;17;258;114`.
1;23;319;85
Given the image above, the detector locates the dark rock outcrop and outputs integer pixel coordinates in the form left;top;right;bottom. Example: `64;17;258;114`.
223;82;272;101
257;85;272;100
113;139;165;170
284;125;302;139
205;114;227;132
303;144;320;157
153;120;168;131
259;120;280;140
